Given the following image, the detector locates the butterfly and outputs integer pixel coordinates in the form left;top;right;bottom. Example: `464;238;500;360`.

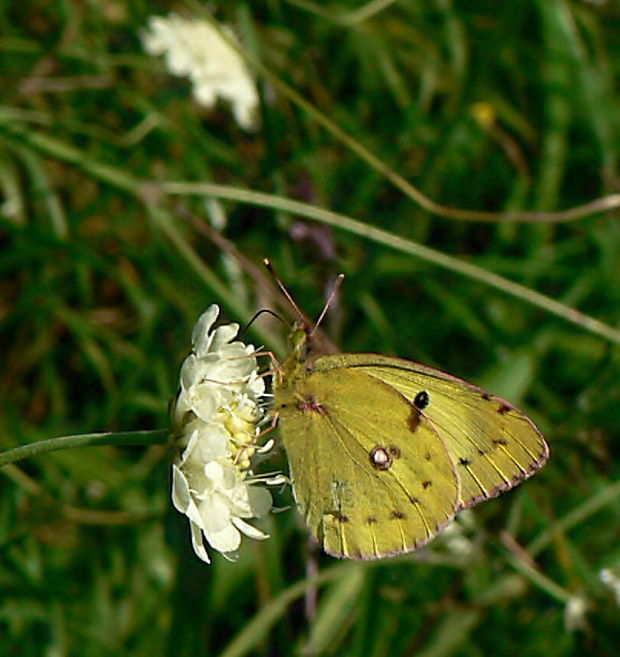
268;263;549;560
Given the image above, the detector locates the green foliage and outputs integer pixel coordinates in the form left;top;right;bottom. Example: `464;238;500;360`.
1;1;620;655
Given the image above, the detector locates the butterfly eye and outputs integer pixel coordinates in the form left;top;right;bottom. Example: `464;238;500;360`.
414;391;430;409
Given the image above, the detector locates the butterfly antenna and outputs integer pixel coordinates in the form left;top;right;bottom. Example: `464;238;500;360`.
310;273;345;338
263;258;307;323
239;308;286;338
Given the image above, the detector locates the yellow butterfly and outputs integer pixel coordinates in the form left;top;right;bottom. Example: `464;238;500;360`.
269;264;549;560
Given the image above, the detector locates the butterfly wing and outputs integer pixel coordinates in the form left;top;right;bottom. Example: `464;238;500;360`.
277;367;460;559
313;354;549;509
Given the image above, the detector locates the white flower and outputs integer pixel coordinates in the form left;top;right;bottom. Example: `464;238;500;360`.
171;305;284;563
141;13;259;130
600;568;620;606
564;594;589;632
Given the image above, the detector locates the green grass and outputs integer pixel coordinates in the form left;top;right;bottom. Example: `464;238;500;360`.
2;1;620;655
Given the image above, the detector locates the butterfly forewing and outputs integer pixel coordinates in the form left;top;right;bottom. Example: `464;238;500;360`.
276;367;460;559
315;354;549;509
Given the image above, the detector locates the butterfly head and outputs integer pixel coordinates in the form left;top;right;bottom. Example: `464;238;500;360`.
283;320;314;371
264;258;342;389
289;318;339;363
271;321;310;394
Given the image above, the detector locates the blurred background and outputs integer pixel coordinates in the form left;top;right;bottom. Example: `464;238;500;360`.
2;1;620;655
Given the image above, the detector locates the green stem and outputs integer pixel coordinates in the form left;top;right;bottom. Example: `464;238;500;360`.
3;121;619;342
3;98;620;225
219;563;356;657
207;20;620;224
163;182;620;345
505;553;573;604
527;479;620;557
0;429;169;467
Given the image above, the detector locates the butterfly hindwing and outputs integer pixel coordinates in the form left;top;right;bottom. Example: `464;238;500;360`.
277;367;460;559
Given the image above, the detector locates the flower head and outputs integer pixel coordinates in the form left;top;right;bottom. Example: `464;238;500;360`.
600;568;620;606
141;13;259;130
171;305;284;563
564;594;589;632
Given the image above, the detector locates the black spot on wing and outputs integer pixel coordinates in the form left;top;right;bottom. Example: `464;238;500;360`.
328;511;349;523
414;391;430;409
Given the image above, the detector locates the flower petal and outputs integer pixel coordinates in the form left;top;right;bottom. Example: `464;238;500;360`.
190;521;211;563
209;323;240;352
231;516;269;541
171;464;191;513
182;422;229;464
190;383;225;421
247;485;273;518
191;304;220;355
197;492;232;535
205;521;241;553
